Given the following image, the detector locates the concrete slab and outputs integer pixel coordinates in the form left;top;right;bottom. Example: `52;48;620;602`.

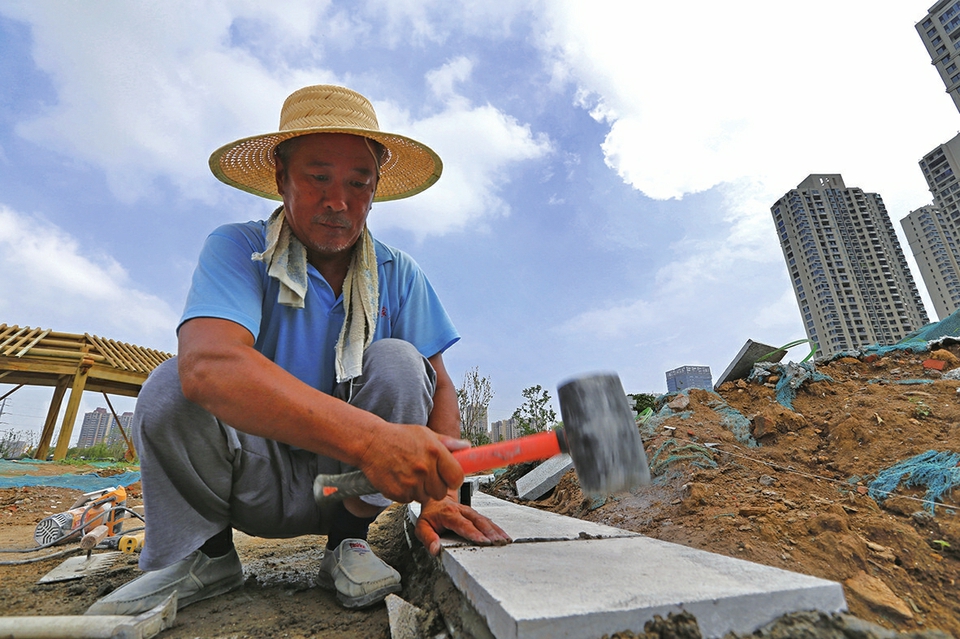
408;492;638;547
407;494;845;639
385;594;428;639
444;537;846;639
714;339;787;389
515;454;574;501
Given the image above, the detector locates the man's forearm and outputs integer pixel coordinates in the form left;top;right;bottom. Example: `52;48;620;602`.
426;353;461;439
179;321;384;467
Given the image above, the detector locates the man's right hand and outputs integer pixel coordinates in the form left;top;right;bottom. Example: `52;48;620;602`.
356;424;470;504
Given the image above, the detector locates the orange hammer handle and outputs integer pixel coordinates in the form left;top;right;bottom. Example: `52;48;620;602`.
453;429;564;475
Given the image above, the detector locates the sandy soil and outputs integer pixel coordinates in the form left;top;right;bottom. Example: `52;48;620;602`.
1;345;960;638
490;347;960;637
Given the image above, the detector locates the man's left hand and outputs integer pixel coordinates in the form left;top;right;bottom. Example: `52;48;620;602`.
415;493;512;556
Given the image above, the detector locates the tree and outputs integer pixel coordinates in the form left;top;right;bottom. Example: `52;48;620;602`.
512;385;558;436
628;393;657;415
457;367;494;447
0;428;36;459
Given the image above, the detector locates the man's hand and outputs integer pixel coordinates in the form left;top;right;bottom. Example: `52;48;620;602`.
415;492;512;556
358;426;471;504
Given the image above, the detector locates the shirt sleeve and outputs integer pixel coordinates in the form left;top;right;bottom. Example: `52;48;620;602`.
179;224;266;340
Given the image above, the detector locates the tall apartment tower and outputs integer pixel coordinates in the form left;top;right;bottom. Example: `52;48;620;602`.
902;133;960;319
771;175;929;357
917;2;960;114
902;205;960;320
76;407;111;449
105;411;135;447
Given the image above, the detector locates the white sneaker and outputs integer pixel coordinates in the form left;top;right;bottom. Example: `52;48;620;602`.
85;548;244;616
318;538;401;608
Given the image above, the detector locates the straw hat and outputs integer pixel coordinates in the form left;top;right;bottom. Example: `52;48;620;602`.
209;85;442;202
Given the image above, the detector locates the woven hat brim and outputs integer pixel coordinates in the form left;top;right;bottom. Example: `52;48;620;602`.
209;127;442;202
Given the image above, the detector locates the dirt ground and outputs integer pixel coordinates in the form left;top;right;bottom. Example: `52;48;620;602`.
1;344;960;638
489;346;960;638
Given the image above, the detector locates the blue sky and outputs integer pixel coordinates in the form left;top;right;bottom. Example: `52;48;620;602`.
1;1;957;441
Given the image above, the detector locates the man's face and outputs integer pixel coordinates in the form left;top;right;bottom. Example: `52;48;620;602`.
275;133;379;261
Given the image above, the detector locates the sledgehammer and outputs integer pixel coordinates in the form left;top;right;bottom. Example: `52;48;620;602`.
314;373;651;502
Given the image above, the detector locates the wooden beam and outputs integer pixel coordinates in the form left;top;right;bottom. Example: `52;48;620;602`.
52;358;93;461
35;376;69;460
103;393;136;462
0;384;24;402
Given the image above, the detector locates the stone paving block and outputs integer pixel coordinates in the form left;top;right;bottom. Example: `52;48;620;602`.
407;492;637;547
715;339;787;389
407;495;845;639
443;537;846;639
385;594;427;639
515;454;574;501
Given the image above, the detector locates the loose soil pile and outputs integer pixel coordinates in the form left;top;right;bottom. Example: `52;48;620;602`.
489;347;960;637
2;345;960;637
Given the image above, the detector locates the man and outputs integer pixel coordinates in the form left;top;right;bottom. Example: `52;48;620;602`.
86;85;510;616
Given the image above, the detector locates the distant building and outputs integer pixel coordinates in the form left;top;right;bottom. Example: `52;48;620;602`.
76;408;111;448
105;411;135;447
771;174;928;357
902;205;960;321
1;439;30;459
901;133;960;320
461;403;489;442
665;366;712;393
76;408;134;448
490;417;519;442
916;2;960;114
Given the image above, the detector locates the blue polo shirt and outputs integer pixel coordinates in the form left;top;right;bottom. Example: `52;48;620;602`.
179;220;459;394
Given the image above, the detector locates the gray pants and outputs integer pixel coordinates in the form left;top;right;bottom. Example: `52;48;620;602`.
132;338;436;571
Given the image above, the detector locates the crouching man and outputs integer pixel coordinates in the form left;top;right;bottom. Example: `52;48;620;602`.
87;84;510;615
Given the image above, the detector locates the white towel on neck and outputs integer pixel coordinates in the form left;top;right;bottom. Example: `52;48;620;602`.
252;207;379;382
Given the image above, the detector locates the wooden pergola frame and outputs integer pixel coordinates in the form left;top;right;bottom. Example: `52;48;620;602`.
0;324;172;460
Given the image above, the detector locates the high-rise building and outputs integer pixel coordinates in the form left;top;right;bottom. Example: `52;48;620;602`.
105;411;135;447
461;404;489;442
665;366;713;393
901;133;960;320
76;407;111;449
916;2;960;114
771;175;929;357
902;205;960;320
490;417;518;442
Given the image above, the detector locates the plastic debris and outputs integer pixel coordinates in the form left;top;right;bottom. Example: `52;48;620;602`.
749;361;833;411
868;450;960;515
649;438;717;480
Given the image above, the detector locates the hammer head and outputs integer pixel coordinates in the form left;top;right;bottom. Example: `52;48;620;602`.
557;373;651;497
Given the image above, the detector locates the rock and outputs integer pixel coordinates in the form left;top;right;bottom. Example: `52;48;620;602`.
667;394;690;411
806;513;849;535
385;594;428;639
929;349;960;365
751;415;773;439
844;571;913;620
681;482;710;514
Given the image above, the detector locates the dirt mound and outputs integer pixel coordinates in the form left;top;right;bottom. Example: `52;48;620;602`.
488;347;960;637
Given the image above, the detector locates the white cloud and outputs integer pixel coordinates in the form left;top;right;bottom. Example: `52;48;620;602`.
426;56;474;100
372;64;553;238
535;1;945;372
2;2;335;204
2;3;551;238
537;1;950;216
0;205;179;351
